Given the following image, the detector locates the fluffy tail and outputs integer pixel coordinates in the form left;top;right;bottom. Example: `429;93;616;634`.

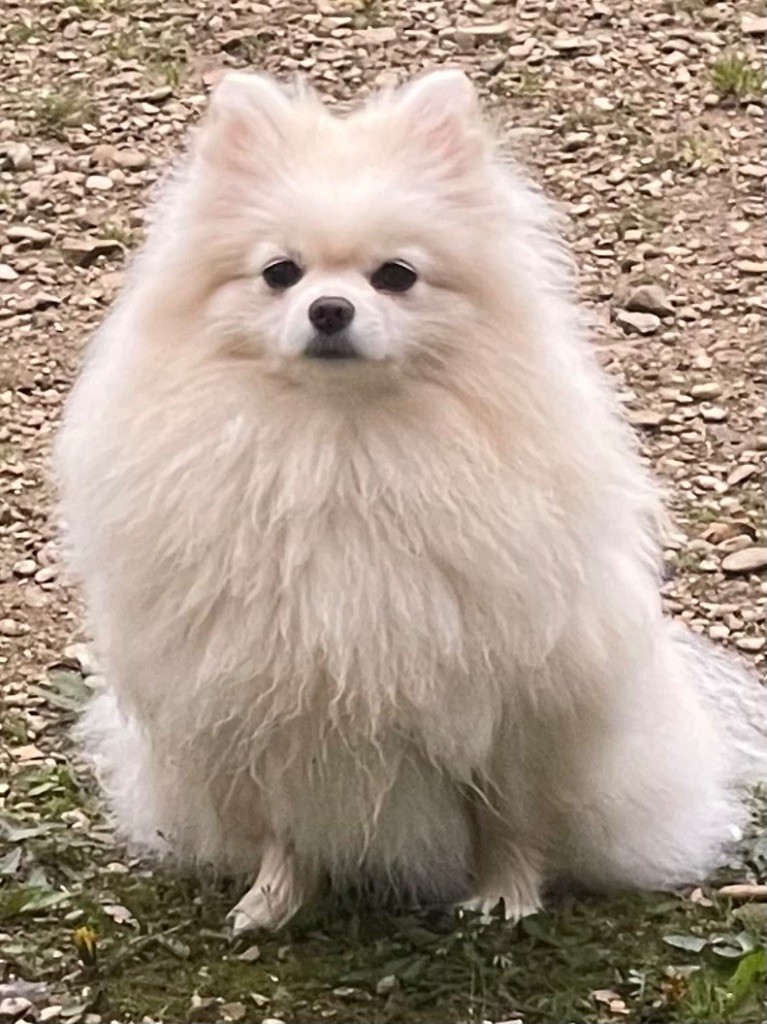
559;623;765;892
675;626;767;786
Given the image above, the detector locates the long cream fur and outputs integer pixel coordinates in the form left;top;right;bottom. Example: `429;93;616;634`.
56;70;766;933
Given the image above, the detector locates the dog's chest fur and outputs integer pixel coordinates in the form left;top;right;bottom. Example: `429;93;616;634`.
79;375;574;777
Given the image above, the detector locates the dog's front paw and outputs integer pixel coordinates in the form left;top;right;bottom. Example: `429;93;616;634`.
461;839;544;924
227;884;295;936
227;841;308;936
459;890;542;923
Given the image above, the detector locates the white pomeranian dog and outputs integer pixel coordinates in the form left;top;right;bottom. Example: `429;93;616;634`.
57;69;765;935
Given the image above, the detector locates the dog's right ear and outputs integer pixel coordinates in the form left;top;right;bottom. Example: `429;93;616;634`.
198;72;291;176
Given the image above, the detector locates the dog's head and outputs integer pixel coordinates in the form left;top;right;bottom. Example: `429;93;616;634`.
142;70;539;389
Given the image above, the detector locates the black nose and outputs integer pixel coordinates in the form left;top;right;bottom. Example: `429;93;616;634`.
308;296;355;335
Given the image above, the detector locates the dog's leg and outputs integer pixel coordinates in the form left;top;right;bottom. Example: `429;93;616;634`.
460;755;546;923
460;813;544;922
227;840;311;935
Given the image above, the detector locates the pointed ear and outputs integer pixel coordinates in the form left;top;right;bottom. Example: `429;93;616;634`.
198;72;292;175
389;70;486;178
399;68;478;122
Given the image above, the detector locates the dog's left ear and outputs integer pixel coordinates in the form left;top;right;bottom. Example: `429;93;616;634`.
199;72;292;176
391;70;487;179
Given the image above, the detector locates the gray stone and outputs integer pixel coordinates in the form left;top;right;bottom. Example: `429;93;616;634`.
61;237;124;267
736;637;766;653
3;142;34;171
454;17;513;38
628;408;665;428
114;149;148;170
0;997;32;1020
358;26;397;44
690;382;722;400
721;547;767;575
701;405;728;422
375;975;399;995
17;292;61;312
726;464;758;486
552;35;599;53
7;224;51;247
0;981;49;1008
615;309;661;335
85;174;113;192
13;558;36;577
481;54;507;75
625;284;674;318
741;14;767;35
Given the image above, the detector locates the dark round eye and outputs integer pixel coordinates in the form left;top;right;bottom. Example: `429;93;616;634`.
370;261;417;293
263;259;303;290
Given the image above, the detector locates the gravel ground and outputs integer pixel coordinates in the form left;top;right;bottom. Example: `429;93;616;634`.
0;0;765;1022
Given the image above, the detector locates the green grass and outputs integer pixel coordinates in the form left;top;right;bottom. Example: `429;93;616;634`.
488;69;545;102
100;219;135;248
6;20;45;44
710;54;764;101
351;0;384;29
2;836;764;1024
648;131;725;172
615;200;670;237
513;69;545;97
220;33;268;62
670;549;703;575
32;92;95;137
1;668;765;1023
677;132;724;169
102;25;185;71
559;103;613;133
152;58;186;88
103;28;139;61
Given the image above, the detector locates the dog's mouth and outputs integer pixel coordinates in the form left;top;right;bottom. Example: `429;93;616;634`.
304;333;360;361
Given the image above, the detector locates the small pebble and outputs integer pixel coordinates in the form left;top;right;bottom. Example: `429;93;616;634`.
0;619;27;637
85;174;114;192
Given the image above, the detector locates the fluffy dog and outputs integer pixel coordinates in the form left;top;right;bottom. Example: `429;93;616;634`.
56;70;766;934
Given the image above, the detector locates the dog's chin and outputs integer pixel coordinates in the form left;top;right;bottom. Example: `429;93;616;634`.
304;331;360;363
220;329;403;395
270;342;403;399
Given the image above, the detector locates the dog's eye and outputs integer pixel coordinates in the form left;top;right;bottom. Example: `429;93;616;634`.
263;259;303;290
370;261;417;293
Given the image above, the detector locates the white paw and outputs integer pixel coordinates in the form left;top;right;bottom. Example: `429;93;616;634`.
228;884;292;936
227;842;307;936
459;891;542;924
